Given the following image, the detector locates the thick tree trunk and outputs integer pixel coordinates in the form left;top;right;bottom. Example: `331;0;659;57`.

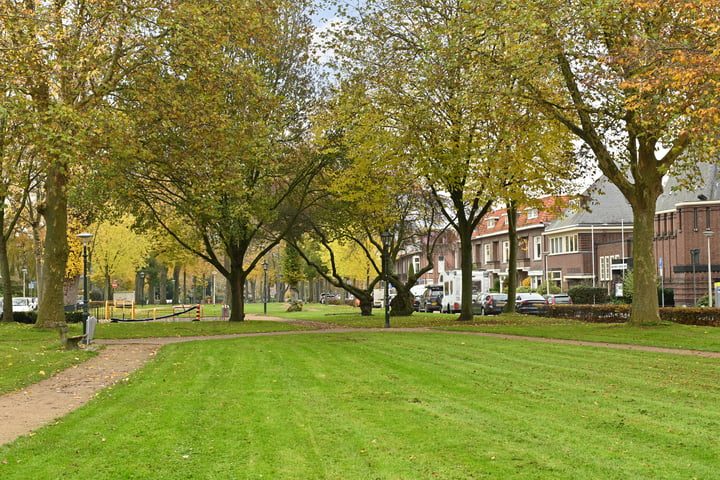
358;295;373;315
36;165;69;328
629;200;661;325
228;266;246;321
458;224;475;321
390;282;414;316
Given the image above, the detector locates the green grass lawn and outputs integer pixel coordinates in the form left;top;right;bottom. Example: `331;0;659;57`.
0;322;96;393
1;331;718;479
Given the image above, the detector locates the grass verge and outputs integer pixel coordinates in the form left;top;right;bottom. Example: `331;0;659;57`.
0;318;304;395
1;332;718;479
0;322;96;393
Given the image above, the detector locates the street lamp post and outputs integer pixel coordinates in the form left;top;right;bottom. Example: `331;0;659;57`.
21;268;27;297
380;231;393;329
77;232;93;338
262;260;268;315
212;271;217;304
704;230;714;307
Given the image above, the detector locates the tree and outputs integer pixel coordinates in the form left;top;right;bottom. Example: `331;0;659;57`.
0;0;169;327
0;87;37;321
114;0;323;321
487;0;720;324
90;216;150;300
282;243;305;306
329;0;554;320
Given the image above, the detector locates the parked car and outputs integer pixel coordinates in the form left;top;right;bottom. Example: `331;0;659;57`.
472;292;508;315
545;293;573;305
413;295;422;312
419;285;443;313
515;293;548;315
12;297;36;313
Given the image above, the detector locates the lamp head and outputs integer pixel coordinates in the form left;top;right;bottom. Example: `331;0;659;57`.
76;232;93;246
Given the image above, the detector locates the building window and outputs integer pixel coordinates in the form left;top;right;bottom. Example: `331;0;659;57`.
678;209;683;232
548;270;562;288
534;236;542;260
527;208;538;219
694;207;699;231
484;244;492;263
600;256;610;282
706;207;711;231
487;219;496;228
502;241;510;263
412;255;420;275
550;234;578;253
550;236;563;254
565;234;578;252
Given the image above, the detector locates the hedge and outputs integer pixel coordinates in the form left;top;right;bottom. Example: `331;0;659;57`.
4;311;87;325
540;304;720;326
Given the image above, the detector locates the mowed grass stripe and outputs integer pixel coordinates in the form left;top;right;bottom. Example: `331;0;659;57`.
1;332;718;480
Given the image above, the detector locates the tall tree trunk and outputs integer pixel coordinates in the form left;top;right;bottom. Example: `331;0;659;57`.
159;266;168;305
458;221;475;321
36;164;69;328
0;220;13;322
173;265;181;304
228;266;246;321
629;200;661;325
505;202;518;312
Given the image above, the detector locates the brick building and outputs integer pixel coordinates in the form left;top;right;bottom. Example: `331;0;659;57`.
395;162;720;305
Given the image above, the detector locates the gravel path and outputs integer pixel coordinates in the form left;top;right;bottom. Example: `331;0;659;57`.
2;316;718;446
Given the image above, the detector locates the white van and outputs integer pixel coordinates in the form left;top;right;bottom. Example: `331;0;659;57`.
12;297;36;313
438;270;489;313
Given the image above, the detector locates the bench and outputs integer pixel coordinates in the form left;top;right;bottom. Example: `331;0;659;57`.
57;323;87;350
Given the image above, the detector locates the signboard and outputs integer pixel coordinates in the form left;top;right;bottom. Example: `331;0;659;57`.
112;282;118;288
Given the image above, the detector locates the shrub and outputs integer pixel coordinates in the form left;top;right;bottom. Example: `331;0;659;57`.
660;307;720;326
11;311;38;324
539;304;720;327
65;311;86;324
539;304;629;323
568;285;609;304
535;282;561;295
659;288;675;307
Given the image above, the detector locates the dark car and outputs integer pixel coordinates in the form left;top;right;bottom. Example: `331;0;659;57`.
545;294;573;305
412;295;423;312
472;292;508;315
419;285;443;313
515;293;548;315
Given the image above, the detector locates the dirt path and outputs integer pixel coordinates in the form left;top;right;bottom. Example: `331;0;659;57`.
2;316;718;446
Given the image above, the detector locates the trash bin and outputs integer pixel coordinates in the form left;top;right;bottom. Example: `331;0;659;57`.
85;315;97;344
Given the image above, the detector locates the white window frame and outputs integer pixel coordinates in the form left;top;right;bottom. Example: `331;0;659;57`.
533;236;542;260
502;241;510;263
484;244;492;263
